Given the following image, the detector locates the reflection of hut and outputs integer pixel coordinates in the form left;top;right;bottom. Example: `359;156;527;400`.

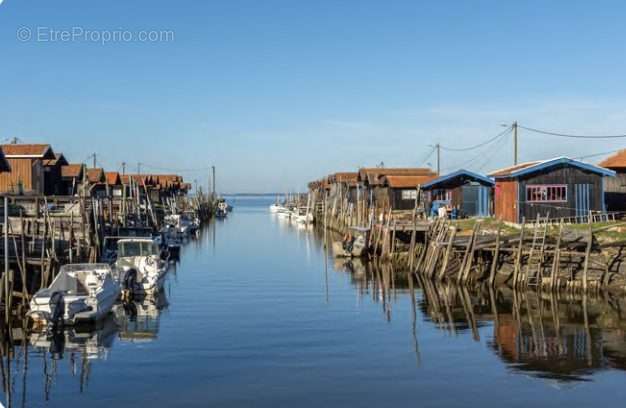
490;294;605;382
420;169;494;217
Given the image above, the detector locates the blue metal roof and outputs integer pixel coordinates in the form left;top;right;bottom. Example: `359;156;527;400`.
421;169;495;189
493;157;616;179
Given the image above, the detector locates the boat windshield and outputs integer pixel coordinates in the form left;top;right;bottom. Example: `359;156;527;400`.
118;241;159;257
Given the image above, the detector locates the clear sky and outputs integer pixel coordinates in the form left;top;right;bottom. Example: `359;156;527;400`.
2;0;626;193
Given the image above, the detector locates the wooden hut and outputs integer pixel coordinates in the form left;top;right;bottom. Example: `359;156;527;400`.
0;143;56;194
327;172;358;204
357;167;437;209
489;157;615;224
61;163;85;195
379;174;437;210
420;169;494;218
105;171;123;198
86;168;106;197
0;148;11;177
43;153;69;195
598;149;626;212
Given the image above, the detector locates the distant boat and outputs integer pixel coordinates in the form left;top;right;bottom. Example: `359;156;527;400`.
28;263;121;328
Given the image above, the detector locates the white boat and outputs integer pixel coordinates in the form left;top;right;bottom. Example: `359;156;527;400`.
269;204;281;213
293;207;314;224
115;238;169;296
28;263;121;328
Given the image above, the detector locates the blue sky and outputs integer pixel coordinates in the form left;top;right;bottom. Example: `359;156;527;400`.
2;1;626;192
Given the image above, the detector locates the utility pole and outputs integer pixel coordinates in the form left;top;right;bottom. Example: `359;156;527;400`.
513;121;518;165
436;143;441;175
212;166;216;198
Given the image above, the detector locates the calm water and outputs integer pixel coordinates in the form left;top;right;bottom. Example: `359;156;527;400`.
2;196;626;407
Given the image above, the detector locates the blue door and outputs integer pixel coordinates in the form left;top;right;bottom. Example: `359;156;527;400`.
477;186;490;217
575;184;591;218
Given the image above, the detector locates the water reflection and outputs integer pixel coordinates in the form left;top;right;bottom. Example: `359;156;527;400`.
329;246;626;384
115;290;169;343
0;288;169;407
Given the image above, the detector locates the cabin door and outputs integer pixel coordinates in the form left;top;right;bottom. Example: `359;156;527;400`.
574;184;591;218
477;186;490;217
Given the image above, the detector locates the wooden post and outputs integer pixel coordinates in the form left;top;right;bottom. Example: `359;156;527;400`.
550;221;563;291
438;226;456;281
512;219;525;288
488;224;501;287
582;223;593;292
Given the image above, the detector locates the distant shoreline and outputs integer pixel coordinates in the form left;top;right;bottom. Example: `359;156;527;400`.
222;193;305;197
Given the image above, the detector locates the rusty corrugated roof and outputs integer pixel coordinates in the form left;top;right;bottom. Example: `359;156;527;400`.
105;171;121;185
382;175;438;188
61;163;84;179
599;149;626;169
86;168;105;183
1;144;53;158
328;172;358;183
359;167;437;186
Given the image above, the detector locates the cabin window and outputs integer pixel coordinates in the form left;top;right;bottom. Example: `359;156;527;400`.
401;189;417;200
431;189;451;202
526;185;567;202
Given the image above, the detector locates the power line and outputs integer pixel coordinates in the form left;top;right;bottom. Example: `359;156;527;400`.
417;146;437;167
519;125;626;139
573;148;624;161
439;126;512;152
440;128;511;173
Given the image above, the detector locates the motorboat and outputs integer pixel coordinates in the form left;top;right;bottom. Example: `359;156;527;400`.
164;214;192;237
115;238;169;296
332;227;370;258
158;225;182;259
28;263;121;328
215;199;229;218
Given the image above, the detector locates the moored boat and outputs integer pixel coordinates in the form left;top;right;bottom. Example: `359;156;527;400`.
28;263;121;328
115;238;169;296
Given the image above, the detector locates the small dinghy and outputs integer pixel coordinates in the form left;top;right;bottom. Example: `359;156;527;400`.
28;264;121;328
